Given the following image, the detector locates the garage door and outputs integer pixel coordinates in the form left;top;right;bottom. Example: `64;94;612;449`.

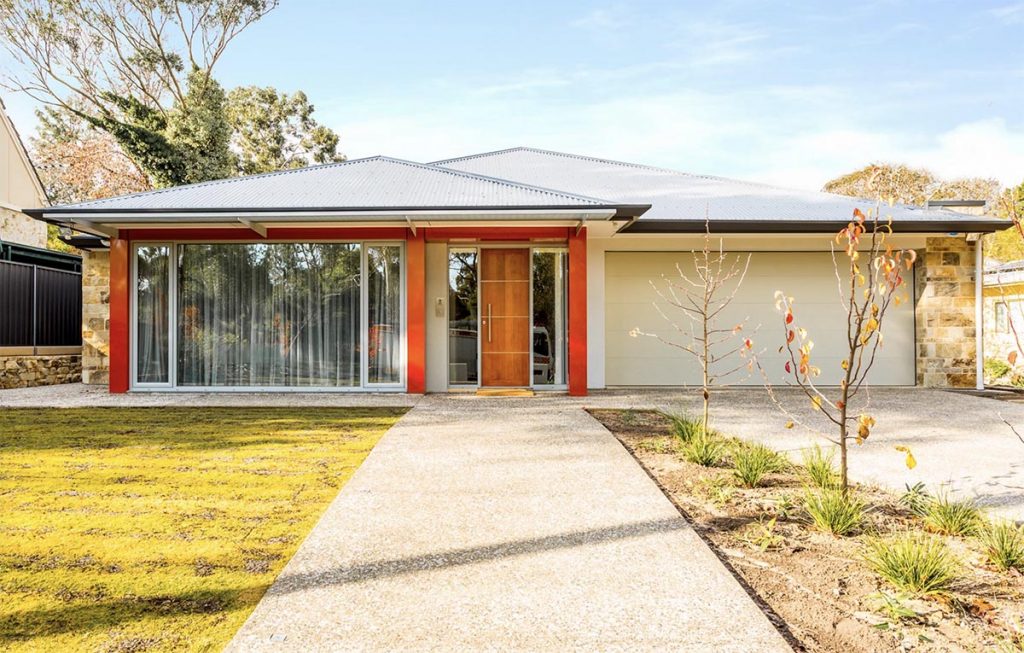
605;251;915;386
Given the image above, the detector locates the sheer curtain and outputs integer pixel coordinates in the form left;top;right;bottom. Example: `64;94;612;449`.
176;243;361;387
136;246;169;384
367;245;402;384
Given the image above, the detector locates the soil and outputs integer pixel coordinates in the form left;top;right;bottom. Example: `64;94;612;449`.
589;408;1024;653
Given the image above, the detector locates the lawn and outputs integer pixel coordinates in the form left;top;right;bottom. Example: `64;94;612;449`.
0;407;405;652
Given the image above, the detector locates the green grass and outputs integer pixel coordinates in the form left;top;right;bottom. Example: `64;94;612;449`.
0;407;404;653
922;492;982;536
731;442;788;488
680;429;726;467
980;521;1024;572
804;487;864;536
801;444;838;489
662;411;709;443
864;534;960;597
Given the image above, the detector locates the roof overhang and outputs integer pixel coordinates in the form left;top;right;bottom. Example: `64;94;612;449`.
620;218;1010;235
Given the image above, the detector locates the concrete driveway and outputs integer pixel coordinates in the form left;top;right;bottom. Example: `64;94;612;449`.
586;387;1024;521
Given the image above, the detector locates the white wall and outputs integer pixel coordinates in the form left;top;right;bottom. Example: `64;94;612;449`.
425;242;449;392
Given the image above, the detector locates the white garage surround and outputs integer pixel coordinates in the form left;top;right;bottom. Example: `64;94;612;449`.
587;232;926;389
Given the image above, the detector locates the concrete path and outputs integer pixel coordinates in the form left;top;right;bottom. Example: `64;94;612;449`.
225;395;791;652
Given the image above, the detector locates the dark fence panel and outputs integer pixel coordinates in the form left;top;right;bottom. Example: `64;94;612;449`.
36;267;82;346
0;260;82;348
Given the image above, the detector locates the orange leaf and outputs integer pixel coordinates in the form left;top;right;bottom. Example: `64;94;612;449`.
787;330;795;343
785;311;794;325
1010;351;1019;366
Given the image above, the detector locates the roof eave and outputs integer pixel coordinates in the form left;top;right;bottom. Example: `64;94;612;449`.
621;218;1009;235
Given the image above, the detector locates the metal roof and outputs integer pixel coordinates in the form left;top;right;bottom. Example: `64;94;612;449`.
32;155;642;217
433;147;1008;233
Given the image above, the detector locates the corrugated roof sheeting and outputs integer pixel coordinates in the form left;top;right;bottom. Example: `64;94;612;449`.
51;156;612;211
434;147;1002;227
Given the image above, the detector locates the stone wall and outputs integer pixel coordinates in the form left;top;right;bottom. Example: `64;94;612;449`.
82;250;111;385
0;207;46;249
0;354;82;389
914;236;977;387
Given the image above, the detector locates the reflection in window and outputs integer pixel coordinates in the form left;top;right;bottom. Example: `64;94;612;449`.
176;243;362;387
368;245;402;384
448;249;478;385
136;246;169;384
532;249;567;386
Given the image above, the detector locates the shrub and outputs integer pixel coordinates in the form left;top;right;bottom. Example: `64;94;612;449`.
922;492;982;536
663;411;707;443
980;521;1024;571
804;487;864;536
801;444;838;489
899;481;932;517
984;357;1012;381
732;442;788;488
681;430;726;466
864;534;959;597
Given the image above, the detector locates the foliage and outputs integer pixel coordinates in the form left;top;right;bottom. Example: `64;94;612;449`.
864;534;960;597
921;492;982;536
899;482;932;517
823;163;1000;207
740;517;784;551
803;487;864;536
985;357;1014;382
731;442;787;488
633;219;754;435
764;206;916;493
980;521;1024;571
680;429;727;467
662;411;707;443
801;444;839;489
227;86;344;175
0;0;278;186
986;183;1024;262
0;407;403;652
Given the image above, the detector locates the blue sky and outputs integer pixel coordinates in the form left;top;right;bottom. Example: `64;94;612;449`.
2;0;1022;190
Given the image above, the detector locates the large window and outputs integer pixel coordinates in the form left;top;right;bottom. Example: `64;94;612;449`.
133;241;403;389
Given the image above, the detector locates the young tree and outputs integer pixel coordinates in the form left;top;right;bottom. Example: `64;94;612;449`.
765;206;916;493
631;221;755;433
0;0;277;185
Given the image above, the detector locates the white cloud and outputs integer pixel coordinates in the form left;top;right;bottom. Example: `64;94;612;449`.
990;3;1024;24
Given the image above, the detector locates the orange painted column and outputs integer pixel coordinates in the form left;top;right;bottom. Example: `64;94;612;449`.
568;228;588;396
406;231;426;394
109;237;131;393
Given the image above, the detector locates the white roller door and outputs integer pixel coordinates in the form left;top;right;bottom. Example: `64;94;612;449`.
604;251;915;386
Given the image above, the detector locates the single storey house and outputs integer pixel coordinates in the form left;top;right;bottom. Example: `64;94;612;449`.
24;147;1005;395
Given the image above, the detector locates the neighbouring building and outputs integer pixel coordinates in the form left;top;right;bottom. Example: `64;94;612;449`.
23;147;1004;395
0;98;82;389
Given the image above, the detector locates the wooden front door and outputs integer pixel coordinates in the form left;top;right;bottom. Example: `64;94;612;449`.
480;248;531;387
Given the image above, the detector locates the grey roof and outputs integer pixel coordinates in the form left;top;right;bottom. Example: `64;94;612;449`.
35;155;638;215
985;259;1024;286
434;147;1007;233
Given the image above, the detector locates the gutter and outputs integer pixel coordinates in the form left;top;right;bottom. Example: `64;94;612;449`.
620;218;1010;235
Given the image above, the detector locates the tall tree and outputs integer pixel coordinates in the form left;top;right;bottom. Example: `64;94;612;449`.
0;0;277;186
227;87;344;175
824;163;1000;207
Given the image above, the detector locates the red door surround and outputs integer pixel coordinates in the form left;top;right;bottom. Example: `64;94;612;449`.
108;225;586;395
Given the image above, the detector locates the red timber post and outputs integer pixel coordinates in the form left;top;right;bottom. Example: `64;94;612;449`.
109;236;131;393
406;230;426;393
568;227;588;396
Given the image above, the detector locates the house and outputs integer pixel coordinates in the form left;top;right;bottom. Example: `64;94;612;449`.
0;98;82;389
983;259;1024;381
23;147;1005;395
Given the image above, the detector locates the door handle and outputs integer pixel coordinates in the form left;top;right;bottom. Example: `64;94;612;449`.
487;303;492;342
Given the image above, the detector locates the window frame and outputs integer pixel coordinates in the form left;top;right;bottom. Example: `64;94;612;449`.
130;239;406;392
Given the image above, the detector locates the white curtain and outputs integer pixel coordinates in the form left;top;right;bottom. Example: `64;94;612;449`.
136;245;169;384
367;245;401;384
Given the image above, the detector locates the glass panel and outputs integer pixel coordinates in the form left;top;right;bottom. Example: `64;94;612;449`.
532;249;568;386
367;245;402;384
177;243;361;387
448;249;478;385
136;245;170;384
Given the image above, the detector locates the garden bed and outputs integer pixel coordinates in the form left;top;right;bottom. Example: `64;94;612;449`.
590;408;1024;652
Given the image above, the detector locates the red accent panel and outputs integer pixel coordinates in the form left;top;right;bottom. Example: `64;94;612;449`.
123;227;408;241
109;238;131;394
424;227;570;242
406;231;426;393
568;228;588;396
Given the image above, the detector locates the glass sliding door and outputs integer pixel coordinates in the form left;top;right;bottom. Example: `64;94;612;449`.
532;248;568;387
367;245;403;385
176;243;362;387
448;248;478;385
135;245;170;385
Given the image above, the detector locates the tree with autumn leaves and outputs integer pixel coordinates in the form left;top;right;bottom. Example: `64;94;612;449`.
765;206;917;493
